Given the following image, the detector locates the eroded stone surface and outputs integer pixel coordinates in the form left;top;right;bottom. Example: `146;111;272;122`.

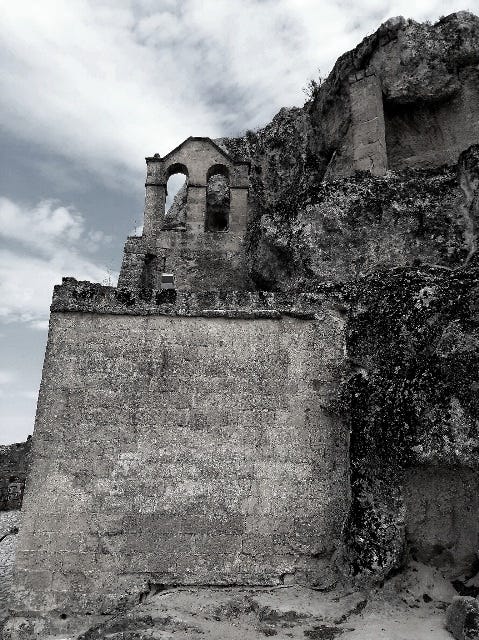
446;596;479;640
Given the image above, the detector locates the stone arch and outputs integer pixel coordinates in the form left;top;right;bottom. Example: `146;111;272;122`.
205;164;230;232
206;163;229;182
166;162;189;181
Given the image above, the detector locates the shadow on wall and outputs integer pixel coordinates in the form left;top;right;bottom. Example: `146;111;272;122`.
404;466;479;577
384;67;479;170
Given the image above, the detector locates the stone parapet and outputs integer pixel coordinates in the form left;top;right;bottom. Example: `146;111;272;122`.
51;278;344;318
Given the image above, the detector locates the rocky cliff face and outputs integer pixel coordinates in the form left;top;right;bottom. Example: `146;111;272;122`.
240;164;467;290
343;254;479;581
310;152;479;586
220;11;479;293
164;182;188;228
309;11;479;173
219;12;479;586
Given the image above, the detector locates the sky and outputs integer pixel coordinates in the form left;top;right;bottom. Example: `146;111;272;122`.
0;0;477;444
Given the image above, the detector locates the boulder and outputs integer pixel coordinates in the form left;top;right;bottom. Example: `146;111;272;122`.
446;596;479;640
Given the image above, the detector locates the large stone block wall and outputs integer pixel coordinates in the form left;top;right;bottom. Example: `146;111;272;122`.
11;306;348;625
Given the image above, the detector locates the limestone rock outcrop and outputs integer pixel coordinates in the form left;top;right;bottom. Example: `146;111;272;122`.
164;182;188;228
221;12;479;290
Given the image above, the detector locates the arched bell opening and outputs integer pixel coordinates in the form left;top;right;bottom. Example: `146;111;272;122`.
165;163;189;224
205;164;230;232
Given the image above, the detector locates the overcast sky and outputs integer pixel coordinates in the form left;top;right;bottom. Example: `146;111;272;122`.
0;0;475;444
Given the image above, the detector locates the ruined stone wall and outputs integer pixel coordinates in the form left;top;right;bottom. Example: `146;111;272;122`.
0;441;31;512
1;443;30;631
10;286;348;630
1;512;21;630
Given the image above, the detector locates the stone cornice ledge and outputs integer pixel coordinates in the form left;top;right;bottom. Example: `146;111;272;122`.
50;278;344;319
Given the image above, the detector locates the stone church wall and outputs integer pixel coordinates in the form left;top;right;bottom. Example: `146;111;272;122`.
118;137;252;292
11;286;348;623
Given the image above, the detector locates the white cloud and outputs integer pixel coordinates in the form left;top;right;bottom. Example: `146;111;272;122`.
0;370;15;385
0;413;34;445
0;197;111;255
0;1;471;188
0;198;84;250
17;390;38;401
0;1;218;188
0;197;113;327
29;320;50;331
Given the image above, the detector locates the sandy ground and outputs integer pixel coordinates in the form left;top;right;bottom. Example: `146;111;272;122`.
0;511;21;629
68;563;457;639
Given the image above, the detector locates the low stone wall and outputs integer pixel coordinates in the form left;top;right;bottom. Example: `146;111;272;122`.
0;441;31;511
51;277;342;316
